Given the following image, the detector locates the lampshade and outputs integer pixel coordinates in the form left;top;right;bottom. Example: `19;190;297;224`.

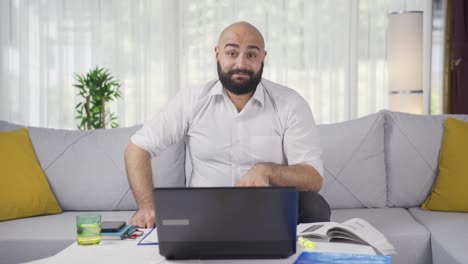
387;11;423;114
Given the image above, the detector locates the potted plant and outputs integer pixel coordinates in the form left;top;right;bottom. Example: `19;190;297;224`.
73;66;122;129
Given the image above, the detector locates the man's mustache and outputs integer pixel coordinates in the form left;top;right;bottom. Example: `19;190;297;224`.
228;69;254;76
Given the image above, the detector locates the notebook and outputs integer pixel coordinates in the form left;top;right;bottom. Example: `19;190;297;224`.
152;187;298;260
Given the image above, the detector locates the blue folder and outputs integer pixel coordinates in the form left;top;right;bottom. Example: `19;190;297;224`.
294;251;391;264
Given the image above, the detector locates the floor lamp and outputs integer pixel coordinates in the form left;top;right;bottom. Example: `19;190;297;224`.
387;11;424;114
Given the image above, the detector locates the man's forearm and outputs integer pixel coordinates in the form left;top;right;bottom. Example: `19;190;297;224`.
125;142;154;209
263;163;322;192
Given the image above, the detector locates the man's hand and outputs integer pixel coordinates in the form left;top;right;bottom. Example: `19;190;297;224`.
237;163;272;187
237;162;322;192
125;142;156;228
130;206;156;228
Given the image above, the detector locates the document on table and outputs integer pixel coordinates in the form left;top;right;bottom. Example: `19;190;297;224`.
138;227;158;245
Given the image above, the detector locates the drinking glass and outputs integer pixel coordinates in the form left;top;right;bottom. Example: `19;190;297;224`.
76;214;101;245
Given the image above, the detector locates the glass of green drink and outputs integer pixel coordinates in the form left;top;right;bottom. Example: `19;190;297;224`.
76;214;101;245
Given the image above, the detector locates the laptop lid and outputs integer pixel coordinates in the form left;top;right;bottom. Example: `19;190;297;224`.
153;187;298;260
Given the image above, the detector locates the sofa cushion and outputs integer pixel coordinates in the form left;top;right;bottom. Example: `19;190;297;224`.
0;128;62;221
384;111;468;208
409;207;468;264
0;211;135;264
422;117;468;212
332;208;432;264
0;121;186;211
318;112;386;209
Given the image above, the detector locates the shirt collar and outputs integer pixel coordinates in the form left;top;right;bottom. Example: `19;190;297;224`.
252;81;265;106
209;80;224;96
210;79;265;107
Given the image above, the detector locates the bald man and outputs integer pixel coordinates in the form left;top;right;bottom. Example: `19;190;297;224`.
125;22;330;228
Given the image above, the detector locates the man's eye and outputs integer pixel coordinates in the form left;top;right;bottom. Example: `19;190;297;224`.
227;52;237;57
248;53;257;59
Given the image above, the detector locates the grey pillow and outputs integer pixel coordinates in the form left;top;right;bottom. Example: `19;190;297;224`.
0;121;186;211
318;112;386;209
384;111;468;208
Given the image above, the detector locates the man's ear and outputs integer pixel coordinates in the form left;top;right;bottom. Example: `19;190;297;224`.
214;46;219;60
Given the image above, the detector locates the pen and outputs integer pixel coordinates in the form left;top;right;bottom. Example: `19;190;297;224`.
298;236;316;249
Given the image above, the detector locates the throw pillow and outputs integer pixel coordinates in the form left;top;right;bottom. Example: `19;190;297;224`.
0;128;62;221
422;117;468;212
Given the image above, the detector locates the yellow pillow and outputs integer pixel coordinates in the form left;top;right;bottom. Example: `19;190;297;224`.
422;117;468;212
0;128;62;221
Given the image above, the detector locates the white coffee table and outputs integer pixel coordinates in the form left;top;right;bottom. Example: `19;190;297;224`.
24;229;375;264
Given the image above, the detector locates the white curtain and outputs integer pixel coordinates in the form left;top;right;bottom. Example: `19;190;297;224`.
0;0;424;128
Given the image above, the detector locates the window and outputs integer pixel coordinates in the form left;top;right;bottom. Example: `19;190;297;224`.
0;0;425;128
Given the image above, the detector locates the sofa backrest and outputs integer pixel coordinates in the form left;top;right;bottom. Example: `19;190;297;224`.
318;111;387;209
384;111;468;208
4;110;467;212
0;121;186;211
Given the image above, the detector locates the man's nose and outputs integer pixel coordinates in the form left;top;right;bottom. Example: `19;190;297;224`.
234;54;249;69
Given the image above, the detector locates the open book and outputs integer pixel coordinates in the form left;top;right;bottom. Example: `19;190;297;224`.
297;218;396;255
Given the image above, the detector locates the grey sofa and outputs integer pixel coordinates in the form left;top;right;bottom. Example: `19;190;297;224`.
1;110;467;264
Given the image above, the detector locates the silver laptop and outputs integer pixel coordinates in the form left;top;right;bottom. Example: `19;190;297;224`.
152;187;298;260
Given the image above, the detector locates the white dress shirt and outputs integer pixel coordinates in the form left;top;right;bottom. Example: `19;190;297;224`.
131;78;323;187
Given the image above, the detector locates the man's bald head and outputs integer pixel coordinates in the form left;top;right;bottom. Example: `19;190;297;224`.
215;22;266;96
217;21;265;51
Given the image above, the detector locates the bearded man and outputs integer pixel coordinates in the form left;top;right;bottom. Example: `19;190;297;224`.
125;21;330;228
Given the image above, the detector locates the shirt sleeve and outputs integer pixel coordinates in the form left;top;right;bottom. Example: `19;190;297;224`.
130;89;190;158
283;96;323;177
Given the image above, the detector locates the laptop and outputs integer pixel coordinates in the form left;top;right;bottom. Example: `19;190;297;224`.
152;187;298;260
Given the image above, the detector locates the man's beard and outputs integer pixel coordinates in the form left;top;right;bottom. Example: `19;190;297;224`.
217;62;264;95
